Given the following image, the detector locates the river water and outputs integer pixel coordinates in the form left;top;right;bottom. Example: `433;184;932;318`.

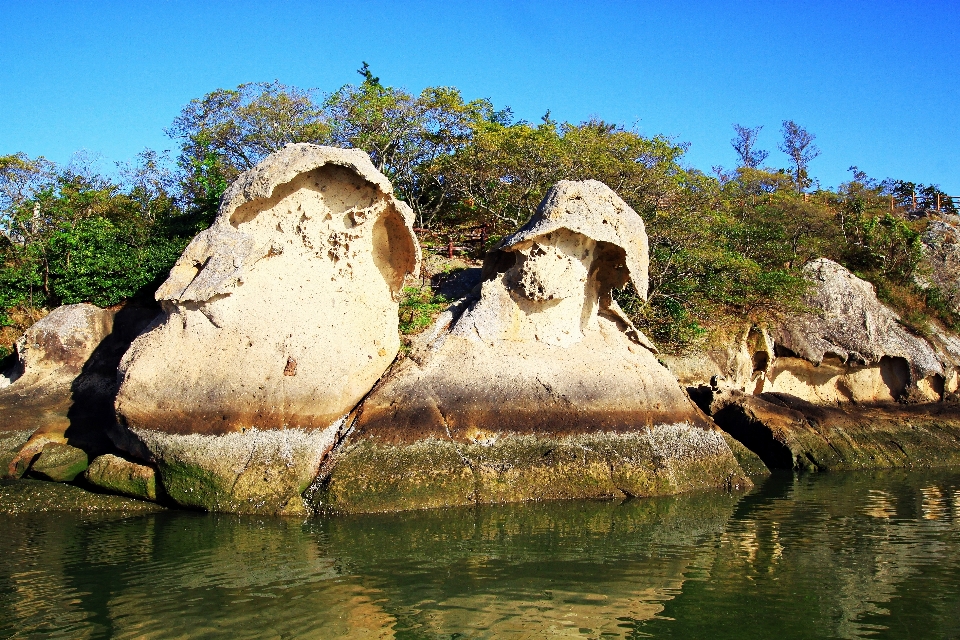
2;469;960;639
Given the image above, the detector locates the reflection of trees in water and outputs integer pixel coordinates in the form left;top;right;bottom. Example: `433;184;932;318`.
1;471;960;639
638;470;960;639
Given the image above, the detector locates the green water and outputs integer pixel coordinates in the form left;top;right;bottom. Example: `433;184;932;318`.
2;470;960;639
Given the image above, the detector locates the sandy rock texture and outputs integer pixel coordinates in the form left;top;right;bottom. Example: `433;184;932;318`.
669;259;958;405
318;180;751;514
0;304;116;478
114;144;421;514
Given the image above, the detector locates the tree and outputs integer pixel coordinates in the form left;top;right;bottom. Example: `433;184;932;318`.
325;64;497;228
731;124;768;169
778;120;820;193
167;81;331;205
0;153;56;244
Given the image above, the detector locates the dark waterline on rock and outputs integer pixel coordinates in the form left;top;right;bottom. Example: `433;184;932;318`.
2;469;960;639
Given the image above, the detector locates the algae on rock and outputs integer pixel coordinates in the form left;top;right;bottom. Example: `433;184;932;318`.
319;180;752;513
113;145;421;514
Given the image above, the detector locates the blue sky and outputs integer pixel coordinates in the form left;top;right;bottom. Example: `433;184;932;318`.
2;0;958;192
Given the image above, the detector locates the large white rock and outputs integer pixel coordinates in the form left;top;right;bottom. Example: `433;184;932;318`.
113;144;421;513
320;180;751;513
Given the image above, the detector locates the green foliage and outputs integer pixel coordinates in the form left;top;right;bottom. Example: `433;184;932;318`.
2;71;955;356
398;286;449;335
46;217;188;307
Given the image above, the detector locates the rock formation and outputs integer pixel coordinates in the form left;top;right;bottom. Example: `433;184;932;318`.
672;259;959;405
762;258;951;403
0;304;115;478
711;391;960;472
680;259;960;473
113;144;421;514
318;180;753;514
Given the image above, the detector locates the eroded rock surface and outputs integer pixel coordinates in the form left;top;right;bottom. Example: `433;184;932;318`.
764;258;951;403
319;180;751;513
711;391;960;472
670;259;958;405
114;144;421;514
0;304;116;478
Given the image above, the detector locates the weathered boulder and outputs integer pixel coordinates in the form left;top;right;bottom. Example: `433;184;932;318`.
318;180;751;513
85;454;158;501
762;258;951;403
670;259;958;405
0;304;117;478
29;442;88;482
711;391;960;472
114;144;421;514
660;324;773;394
920;217;960;315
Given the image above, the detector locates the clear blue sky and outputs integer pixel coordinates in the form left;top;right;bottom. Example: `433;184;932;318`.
2;0;957;192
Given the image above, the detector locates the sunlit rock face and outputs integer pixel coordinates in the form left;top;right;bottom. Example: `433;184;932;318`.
0;304;115;478
320;180;752;514
761;258;955;403
113;144;420;514
670;258;960;406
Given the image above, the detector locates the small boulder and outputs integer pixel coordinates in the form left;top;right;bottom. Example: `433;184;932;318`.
29;442;88;482
0;303;122;474
85;454;158;501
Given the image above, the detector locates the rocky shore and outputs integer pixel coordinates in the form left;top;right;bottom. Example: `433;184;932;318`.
3;144;960;515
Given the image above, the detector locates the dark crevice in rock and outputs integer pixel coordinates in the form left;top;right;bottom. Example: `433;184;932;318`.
712;404;795;471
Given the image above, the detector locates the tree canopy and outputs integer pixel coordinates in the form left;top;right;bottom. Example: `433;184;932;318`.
1;70;956;357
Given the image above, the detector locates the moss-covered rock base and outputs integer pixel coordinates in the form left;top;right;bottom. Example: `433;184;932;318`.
0;479;164;514
714;392;960;472
315;424;752;514
28;442;88;482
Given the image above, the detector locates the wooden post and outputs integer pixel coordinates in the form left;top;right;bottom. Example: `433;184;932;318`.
890;195;894;211
447;237;454;259
913;191;917;210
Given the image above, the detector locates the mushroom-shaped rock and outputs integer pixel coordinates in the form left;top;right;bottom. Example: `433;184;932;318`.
114;144;421;514
318;180;751;513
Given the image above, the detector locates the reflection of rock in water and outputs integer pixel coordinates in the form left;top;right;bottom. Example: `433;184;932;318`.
319;492;739;637
3;473;960;638
639;470;960;639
